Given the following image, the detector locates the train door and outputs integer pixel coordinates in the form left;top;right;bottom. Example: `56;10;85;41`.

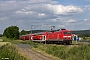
59;32;63;39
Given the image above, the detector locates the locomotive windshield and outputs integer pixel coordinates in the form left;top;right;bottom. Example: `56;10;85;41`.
64;32;71;35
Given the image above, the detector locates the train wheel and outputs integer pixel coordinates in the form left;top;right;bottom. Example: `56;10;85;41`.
65;41;72;45
42;41;46;44
66;42;70;45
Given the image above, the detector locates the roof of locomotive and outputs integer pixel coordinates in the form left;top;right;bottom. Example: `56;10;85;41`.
20;34;34;36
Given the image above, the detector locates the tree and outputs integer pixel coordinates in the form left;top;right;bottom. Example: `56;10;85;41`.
0;34;3;37
20;30;30;35
3;26;19;39
20;30;27;35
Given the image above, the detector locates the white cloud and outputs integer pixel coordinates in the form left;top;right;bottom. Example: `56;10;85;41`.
27;0;58;4
84;18;89;21
14;2;83;16
67;19;77;23
38;13;46;17
15;10;33;14
0;17;9;21
45;4;83;15
84;5;90;10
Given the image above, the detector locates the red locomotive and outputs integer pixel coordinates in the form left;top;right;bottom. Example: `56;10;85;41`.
19;29;72;44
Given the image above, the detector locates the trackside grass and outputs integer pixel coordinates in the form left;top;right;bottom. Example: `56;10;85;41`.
0;42;9;47
32;44;90;60
0;43;27;60
2;37;90;60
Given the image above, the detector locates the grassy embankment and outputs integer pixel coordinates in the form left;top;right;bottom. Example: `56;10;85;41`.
33;44;90;60
2;37;90;60
0;38;28;60
0;44;27;60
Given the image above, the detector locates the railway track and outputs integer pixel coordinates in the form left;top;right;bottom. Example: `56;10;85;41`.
15;44;53;60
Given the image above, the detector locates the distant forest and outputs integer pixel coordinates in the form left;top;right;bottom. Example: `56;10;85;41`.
20;29;90;37
72;30;90;37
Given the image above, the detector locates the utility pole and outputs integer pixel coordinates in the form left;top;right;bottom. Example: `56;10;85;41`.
31;25;33;34
30;25;38;34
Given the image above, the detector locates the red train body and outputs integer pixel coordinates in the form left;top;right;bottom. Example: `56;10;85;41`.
19;34;33;40
19;29;72;44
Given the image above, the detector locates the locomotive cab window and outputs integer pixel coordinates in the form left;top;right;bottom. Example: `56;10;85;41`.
64;32;71;35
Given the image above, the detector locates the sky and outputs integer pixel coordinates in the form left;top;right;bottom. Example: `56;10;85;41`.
0;0;90;34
